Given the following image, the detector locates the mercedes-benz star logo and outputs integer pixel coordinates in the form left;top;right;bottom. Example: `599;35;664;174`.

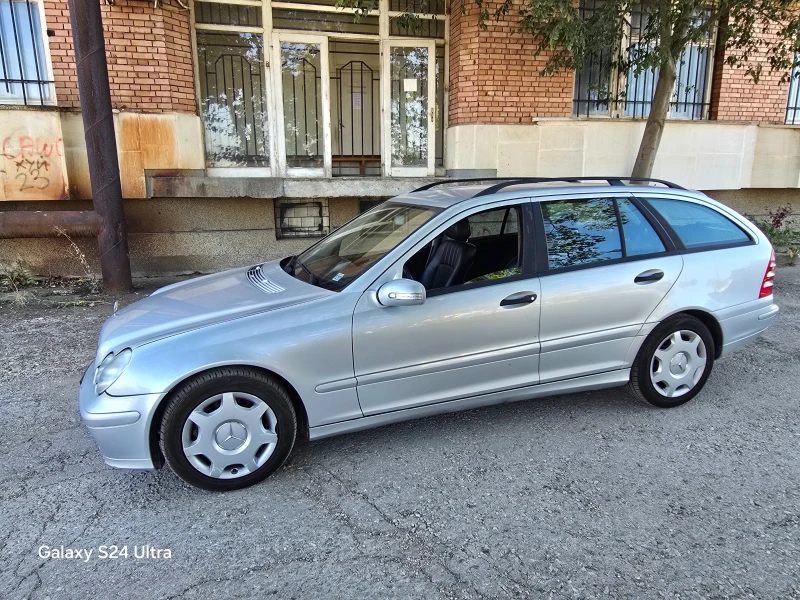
215;421;247;451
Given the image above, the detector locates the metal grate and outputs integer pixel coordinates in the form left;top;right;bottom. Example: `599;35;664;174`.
573;1;712;120
246;264;286;294
275;199;330;239
0;0;53;105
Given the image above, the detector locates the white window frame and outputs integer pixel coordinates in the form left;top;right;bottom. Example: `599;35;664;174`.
273;32;332;177
0;0;57;106
381;37;436;177
191;0;448;177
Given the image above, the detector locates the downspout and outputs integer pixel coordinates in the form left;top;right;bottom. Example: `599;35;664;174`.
66;0;132;291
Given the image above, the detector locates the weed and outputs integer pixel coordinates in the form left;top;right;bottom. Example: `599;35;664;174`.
53;226;101;294
0;264;34;292
748;206;800;261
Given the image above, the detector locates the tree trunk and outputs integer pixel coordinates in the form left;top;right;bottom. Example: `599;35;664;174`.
631;55;677;179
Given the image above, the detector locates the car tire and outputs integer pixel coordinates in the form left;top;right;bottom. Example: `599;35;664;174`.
159;367;297;491
628;314;716;408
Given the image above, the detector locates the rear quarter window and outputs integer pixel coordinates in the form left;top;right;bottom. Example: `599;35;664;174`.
646;198;751;249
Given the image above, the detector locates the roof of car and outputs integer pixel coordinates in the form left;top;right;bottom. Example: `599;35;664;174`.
387;178;703;210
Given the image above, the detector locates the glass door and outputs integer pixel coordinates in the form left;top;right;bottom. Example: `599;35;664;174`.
274;34;331;177
382;40;435;177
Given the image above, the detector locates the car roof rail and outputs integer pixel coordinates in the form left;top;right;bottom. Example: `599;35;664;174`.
411;176;685;195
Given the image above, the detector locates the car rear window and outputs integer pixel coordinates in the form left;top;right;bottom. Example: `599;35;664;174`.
646;198;750;248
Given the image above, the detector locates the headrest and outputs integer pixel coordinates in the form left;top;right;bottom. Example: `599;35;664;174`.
445;219;471;241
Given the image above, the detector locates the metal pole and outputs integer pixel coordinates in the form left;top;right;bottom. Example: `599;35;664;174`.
66;0;132;291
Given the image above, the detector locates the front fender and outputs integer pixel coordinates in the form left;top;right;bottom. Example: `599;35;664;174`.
107;293;363;428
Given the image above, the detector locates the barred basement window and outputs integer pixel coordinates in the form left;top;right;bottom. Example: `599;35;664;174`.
275;199;330;238
359;199;383;213
573;1;714;120
0;0;54;105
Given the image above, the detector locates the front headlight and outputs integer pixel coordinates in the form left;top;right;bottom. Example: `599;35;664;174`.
94;349;132;395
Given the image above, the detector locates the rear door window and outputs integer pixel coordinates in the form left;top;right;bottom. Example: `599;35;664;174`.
646;198;750;248
541;198;622;269
618;198;666;256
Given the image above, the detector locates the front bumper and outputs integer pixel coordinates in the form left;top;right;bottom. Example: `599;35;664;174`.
79;361;164;470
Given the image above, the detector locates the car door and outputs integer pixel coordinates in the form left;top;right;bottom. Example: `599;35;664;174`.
352;200;541;416
536;194;683;383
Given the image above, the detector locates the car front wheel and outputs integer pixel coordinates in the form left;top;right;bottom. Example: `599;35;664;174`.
628;314;715;408
159;367;297;491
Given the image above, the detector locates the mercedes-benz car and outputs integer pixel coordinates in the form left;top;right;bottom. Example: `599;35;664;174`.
79;177;779;491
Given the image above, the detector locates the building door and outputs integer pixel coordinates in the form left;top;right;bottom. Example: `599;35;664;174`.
382;40;435;177
273;34;332;177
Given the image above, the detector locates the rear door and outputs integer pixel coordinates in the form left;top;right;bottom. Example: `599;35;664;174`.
535;193;683;383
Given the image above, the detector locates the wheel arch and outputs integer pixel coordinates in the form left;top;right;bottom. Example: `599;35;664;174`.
147;364;310;469
665;308;724;359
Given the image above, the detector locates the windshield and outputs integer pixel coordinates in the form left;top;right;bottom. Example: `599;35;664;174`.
284;203;440;292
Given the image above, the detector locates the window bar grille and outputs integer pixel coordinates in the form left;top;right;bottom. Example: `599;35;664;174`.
0;5;9;95
573;1;711;120
24;0;44;103
0;0;54;104
785;58;800;125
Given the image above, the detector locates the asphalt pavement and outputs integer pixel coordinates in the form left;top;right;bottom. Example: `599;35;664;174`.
1;266;799;599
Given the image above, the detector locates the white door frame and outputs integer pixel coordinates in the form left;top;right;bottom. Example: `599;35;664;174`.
273;33;332;178
381;39;436;177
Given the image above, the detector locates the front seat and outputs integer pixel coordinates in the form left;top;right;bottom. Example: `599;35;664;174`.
420;220;477;290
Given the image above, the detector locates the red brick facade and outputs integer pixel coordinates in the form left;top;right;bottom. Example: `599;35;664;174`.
44;0;196;113
710;23;789;124
448;0;574;125
449;3;793;126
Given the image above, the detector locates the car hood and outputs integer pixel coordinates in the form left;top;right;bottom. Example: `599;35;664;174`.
95;260;330;360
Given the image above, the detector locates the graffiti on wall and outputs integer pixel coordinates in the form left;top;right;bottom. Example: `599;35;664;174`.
0;115;69;201
2;135;64;193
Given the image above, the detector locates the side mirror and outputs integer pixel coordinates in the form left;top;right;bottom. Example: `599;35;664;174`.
377;278;426;307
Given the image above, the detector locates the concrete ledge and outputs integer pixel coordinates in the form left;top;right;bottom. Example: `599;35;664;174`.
446;169;498;178
148;175;284;199
147;174;441;199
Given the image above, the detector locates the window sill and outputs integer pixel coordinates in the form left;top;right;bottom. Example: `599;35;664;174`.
146;171;441;199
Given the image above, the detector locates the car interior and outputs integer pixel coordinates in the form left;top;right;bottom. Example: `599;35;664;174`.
403;206;523;291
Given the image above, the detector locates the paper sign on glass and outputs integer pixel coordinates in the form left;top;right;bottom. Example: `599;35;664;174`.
352;92;362;109
403;78;418;93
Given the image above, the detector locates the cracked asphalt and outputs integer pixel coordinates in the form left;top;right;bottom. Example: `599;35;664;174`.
1;266;799;600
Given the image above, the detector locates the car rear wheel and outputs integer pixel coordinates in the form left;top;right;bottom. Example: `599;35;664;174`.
159;367;297;491
628;314;715;408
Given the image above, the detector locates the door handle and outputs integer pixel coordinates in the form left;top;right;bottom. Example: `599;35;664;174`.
500;291;537;306
634;269;665;284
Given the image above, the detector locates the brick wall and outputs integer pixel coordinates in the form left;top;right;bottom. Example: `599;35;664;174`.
448;0;574;125
44;0;196;113
710;21;790;124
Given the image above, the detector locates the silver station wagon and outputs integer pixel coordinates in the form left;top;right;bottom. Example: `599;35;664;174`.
79;177;779;491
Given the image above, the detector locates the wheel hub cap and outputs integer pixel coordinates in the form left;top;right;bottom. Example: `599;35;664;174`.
214;420;248;451
650;330;707;398
181;392;279;479
669;352;690;375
